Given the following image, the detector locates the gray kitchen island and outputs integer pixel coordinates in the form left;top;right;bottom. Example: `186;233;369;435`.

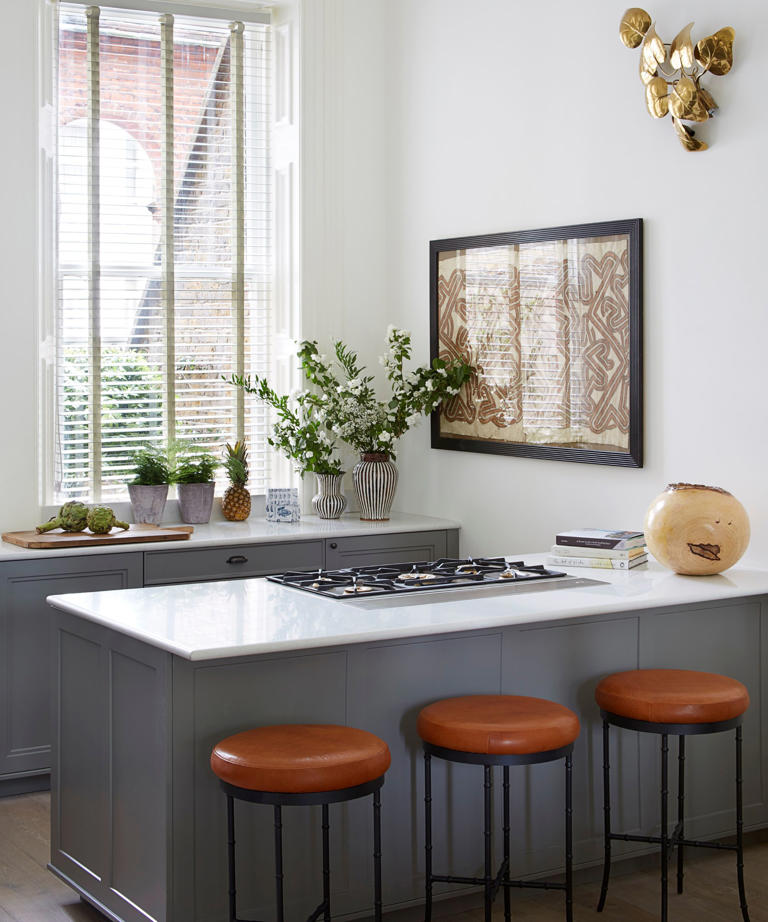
47;557;768;922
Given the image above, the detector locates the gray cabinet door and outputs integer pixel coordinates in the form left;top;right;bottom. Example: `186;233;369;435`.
324;530;453;569
0;553;142;780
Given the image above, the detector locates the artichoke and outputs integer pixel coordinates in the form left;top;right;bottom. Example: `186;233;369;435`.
87;506;130;535
36;501;89;534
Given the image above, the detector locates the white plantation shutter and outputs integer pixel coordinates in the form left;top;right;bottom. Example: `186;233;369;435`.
54;2;272;501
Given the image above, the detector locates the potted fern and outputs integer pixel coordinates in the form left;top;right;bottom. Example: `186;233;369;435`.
172;448;219;524
128;445;171;524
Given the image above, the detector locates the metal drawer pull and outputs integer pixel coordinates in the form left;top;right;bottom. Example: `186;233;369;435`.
329;542;338;549
226;555;249;565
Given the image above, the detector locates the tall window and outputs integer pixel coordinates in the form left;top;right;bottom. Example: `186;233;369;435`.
54;3;272;501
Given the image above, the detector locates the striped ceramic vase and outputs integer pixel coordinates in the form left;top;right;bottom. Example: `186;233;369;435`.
353;453;398;521
312;473;347;519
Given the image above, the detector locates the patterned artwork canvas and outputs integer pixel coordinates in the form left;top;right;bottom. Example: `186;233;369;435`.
430;220;642;467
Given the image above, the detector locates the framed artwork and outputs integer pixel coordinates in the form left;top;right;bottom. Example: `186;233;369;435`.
430;218;643;467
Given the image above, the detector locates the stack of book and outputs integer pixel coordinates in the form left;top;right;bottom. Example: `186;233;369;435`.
547;529;648;570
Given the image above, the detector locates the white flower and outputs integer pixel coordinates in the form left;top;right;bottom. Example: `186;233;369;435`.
425;379;434;391
304;451;314;459
380;431;392;442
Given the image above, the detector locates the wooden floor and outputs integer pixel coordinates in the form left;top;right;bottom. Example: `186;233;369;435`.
0;791;766;921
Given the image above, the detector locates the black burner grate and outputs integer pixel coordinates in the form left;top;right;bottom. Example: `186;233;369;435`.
268;557;566;599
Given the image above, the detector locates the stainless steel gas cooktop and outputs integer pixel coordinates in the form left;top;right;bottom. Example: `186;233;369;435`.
269;556;578;599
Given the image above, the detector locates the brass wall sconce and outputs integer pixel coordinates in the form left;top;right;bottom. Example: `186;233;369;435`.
619;8;734;151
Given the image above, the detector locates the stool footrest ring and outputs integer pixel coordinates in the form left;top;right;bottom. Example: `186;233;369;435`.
609;831;738;852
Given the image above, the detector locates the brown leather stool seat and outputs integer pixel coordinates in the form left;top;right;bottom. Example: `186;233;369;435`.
210;723;391;793
595;668;749;725
418;694;580;755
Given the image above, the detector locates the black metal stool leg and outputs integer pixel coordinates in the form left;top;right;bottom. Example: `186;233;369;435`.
226;795;237;922
503;765;511;922
424;752;433;922
661;734;669;922
565;753;573;922
274;805;284;922
483;765;493;922
322;803;331;922
677;735;685;895
736;726;750;922
597;719;611;912
373;788;383;922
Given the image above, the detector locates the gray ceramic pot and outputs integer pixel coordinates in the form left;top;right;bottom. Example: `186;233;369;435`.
128;483;169;525
177;482;215;524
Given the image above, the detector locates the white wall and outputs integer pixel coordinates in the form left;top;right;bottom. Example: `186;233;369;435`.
369;0;768;561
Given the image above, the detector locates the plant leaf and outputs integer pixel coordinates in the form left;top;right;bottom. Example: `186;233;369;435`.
668;76;701;119
639;24;666;85
619;7;652;48
670;22;695;70
694;27;735;76
645;76;669;118
672;116;708;151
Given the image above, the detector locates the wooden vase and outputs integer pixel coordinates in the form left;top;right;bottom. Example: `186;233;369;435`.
644;483;750;575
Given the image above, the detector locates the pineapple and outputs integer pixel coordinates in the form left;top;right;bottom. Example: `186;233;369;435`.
222;441;252;521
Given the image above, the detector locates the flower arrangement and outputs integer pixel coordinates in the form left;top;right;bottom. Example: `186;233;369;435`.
298;327;473;458
229;327;473;468
227;375;344;476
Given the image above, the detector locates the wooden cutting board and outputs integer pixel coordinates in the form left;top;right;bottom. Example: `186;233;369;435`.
2;524;194;549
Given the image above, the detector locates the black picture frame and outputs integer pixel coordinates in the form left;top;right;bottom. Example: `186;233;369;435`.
430;218;643;467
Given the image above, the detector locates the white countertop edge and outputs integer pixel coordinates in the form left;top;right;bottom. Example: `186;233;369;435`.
0;512;461;562
47;559;768;661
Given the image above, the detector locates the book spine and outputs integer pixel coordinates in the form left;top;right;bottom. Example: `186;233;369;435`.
548;555;643;570
551;545;644;560
555;535;622;549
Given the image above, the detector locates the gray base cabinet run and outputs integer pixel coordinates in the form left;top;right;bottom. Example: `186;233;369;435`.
0;527;458;795
50;596;768;922
0;554;142;795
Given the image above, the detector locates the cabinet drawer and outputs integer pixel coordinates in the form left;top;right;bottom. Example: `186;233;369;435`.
325;531;448;570
143;541;323;585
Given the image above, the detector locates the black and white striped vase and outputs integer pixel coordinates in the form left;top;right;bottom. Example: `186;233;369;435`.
311;473;347;519
353;453;398;521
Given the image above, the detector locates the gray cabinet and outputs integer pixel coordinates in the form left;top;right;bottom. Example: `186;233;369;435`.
0;553;142;794
324;529;456;569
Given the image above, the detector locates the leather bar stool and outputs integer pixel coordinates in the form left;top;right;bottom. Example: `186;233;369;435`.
210;724;391;922
595;668;750;922
418;694;580;922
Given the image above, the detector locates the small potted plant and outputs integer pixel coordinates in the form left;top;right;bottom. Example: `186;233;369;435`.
128;445;171;525
298;328;473;520
172;448;219;524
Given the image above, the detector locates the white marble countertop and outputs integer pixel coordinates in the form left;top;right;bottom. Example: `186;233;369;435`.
0;513;460;562
47;554;768;661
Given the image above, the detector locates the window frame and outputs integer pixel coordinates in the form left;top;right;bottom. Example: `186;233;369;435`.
39;0;289;507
